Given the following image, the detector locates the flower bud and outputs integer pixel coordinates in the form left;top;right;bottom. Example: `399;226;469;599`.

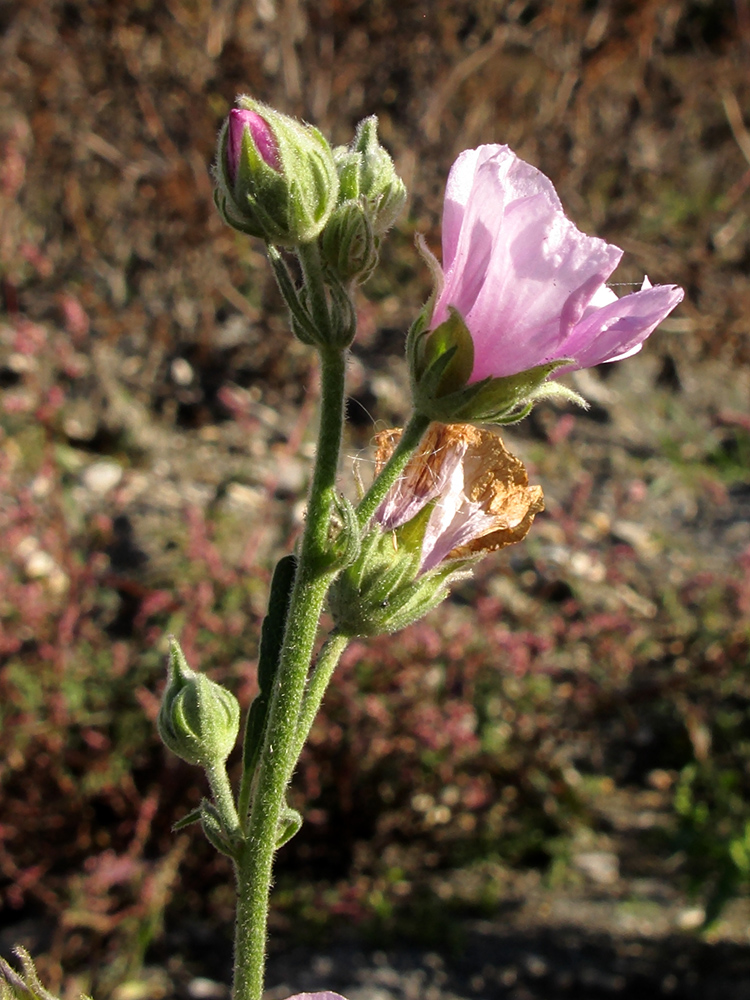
320;200;378;284
333;116;406;236
158;637;240;769
214;97;339;247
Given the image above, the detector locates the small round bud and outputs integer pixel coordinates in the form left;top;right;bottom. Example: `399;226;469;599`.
214;96;339;247
158;638;240;769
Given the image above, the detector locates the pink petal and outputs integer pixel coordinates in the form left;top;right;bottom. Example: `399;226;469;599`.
580;281;619;314
375;438;466;530
421;500;493;572
283;994;349;1000
418;454;470;568
441;145;512;271
557;282;685;370
228;108;280;180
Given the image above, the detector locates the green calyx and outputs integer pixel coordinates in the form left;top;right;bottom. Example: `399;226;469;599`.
328;513;470;637
410;307;475;396
214;97;339;247
158;637;240;769
407;307;586;425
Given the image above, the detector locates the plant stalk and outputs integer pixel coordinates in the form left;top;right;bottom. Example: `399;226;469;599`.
231;345;346;1000
289;631;349;771
206;761;241;836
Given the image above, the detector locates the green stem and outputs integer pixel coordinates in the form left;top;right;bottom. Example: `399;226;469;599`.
266;245;318;345
206;762;241;836
297;241;333;343
232;346;346;1000
356;411;431;526
290;631;349;771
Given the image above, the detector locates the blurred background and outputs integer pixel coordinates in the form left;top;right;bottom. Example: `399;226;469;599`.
1;0;750;997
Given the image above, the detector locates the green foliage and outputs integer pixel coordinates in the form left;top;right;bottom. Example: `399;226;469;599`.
241;554;297;787
670;645;750;926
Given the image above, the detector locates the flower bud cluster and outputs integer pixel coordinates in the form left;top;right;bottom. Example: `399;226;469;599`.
215;101;407;350
216;100;406;278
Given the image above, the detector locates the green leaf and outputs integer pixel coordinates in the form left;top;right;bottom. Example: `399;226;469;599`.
276;804;303;848
172;806;204;831
241;554;297;787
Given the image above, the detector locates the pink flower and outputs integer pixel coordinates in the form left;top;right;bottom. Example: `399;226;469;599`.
227;108;280;181
430;145;684;381
284;995;348;1000
375;423;544;573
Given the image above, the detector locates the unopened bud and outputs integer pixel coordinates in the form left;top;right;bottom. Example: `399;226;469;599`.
333;116;406;236
158;638;239;769
215;97;339;247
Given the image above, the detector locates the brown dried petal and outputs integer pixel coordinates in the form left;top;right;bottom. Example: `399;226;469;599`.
374;422;544;560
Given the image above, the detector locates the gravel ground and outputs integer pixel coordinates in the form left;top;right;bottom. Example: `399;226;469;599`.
263;893;750;1000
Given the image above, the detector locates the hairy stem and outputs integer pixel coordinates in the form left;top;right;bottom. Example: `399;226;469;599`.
206;762;241;837
289;631;349;772
232;346;346;1000
297;241;333;344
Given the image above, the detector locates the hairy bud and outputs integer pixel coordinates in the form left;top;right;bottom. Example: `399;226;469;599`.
158;638;240;769
215;97;339;247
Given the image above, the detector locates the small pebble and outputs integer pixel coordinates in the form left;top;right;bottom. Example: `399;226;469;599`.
25;550;56;578
573;850;619;886
82;459;123;494
171;357;194;385
187;977;228;999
